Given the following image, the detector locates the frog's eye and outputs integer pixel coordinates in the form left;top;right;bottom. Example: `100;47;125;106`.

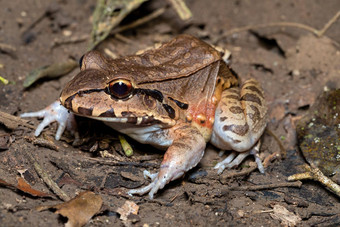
108;79;134;99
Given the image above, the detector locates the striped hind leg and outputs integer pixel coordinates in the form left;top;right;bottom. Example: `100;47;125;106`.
210;79;267;174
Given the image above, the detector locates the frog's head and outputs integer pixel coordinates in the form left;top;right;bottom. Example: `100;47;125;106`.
60;51;176;127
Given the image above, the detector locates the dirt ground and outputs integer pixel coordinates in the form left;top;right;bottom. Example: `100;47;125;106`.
1;0;340;226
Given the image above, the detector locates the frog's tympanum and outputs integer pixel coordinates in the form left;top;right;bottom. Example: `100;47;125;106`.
22;35;267;199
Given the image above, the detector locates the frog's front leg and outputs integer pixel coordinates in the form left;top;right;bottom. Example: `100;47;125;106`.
211;79;267;174
20;100;78;140
128;123;206;199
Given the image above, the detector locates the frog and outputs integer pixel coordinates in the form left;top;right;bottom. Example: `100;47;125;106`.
21;34;268;199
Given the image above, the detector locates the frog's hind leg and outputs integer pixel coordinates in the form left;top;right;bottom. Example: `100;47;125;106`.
214;141;264;174
128;123;206;199
211;79;267;174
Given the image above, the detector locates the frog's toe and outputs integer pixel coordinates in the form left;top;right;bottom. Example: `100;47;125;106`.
127;179;158;199
143;170;158;181
214;151;237;174
215;141;265;174
128;167;185;199
127;171;159;199
128;172;167;200
214;162;226;174
21;101;77;140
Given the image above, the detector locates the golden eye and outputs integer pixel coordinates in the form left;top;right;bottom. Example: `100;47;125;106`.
108;79;133;99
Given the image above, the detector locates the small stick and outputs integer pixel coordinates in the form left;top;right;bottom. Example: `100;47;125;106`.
0;76;9;85
51;34;89;48
114;33;134;44
24;136;60;151
0;110;36;130
229;181;302;191
288;164;340;197
220;166;257;182
0;42;16;53
84;157;158;168
262;151;280;168
167;0;192;20
112;7;166;34
318;11;340;37
265;128;286;159
25;151;70;201
118;135;133;157
222;10;340;39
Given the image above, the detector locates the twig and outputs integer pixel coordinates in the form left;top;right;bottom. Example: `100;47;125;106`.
229;181;302;191
51;34;89;48
112;7;166;34
131;154;162;162
0;110;36;130
167;0;192;20
118;134;133;157
318;11;340;36
220;166;257;182
0;42;16;53
89;0;148;50
262;151;280;168
288;163;340;197
25;150;70;201
0;76;9;85
114;33;134;44
24;136;60;151
222;10;340;38
265;128;286;159
84;157;159;168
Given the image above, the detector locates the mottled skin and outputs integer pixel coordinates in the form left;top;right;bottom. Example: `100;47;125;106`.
22;35;267;199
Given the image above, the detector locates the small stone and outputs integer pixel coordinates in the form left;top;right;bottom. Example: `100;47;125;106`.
292;69;300;76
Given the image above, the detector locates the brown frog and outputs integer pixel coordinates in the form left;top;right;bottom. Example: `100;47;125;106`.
21;35;267;199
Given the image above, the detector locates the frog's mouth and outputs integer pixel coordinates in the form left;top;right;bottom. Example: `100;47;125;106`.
87;114;164;126
61;90;176;127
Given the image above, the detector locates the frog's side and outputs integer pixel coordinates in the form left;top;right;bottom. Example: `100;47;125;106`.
21;35;267;199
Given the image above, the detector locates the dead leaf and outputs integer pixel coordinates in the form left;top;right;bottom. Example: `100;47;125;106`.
117;200;139;221
38;191;103;227
16;177;52;197
0;177;52;198
269;204;301;226
0;178;12;187
23;58;78;88
0;110;33;130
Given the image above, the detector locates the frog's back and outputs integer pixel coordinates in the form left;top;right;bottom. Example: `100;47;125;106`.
108;34;222;84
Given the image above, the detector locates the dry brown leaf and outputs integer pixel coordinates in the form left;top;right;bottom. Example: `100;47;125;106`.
49;191;103;227
269;204;301;227
16;177;52;198
0;178;12;187
0;177;52;198
0;110;33;130
116;200;139;221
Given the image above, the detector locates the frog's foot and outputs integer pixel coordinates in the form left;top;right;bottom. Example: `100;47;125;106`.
128;123;206;199
214;141;264;174
127;162;188;199
20;100;78;140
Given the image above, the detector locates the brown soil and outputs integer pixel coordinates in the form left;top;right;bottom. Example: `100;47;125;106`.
1;0;339;226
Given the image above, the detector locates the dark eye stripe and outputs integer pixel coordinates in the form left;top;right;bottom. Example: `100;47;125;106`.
168;97;188;109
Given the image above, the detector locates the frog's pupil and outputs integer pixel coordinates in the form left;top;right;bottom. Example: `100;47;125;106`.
114;82;128;95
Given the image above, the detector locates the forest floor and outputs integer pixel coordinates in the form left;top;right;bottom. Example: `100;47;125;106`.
0;0;339;226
